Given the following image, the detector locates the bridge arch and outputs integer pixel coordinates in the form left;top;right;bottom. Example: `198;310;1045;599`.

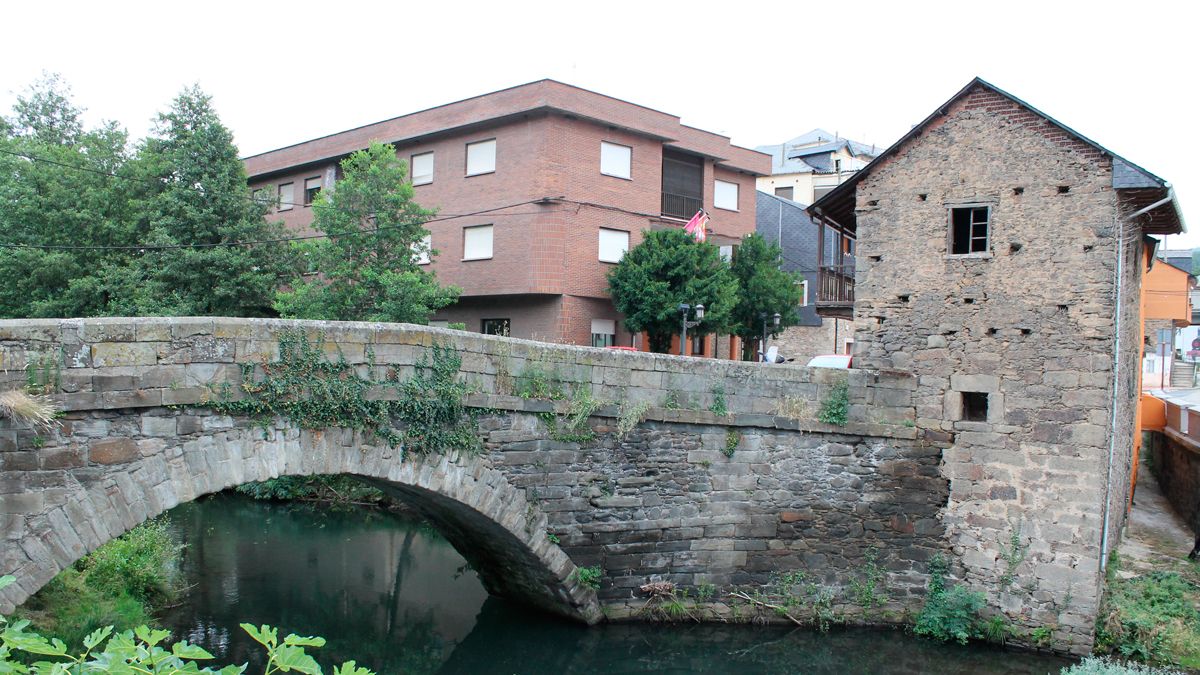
1;420;601;623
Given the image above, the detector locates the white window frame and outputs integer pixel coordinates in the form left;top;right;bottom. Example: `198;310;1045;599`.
413;233;432;265
598;228;629;263
719;245;733;262
411;152;434;186
714;179;738;211
591;318;616;348
466;139;496;176
463;224;493;261
600;141;632;180
277;182;294;211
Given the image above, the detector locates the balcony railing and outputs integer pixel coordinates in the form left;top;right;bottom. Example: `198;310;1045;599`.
662;192;703;220
818;263;855;304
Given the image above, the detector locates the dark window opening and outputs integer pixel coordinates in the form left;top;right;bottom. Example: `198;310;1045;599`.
1058;185;1070;194
592;333;615;348
962;392;989;422
951;206;990;255
481;318;510;336
918;193;927;201
661;151;703;219
868;255;882;262
691;334;706;356
1013;187;1024;195
897;294;910;303
1009;242;1022;253
303;177;322;206
774;186;794;200
964;297;975;304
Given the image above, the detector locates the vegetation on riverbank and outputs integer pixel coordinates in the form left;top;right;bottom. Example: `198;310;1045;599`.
15;519;180;651
235;474;389;507
1095;552;1200;670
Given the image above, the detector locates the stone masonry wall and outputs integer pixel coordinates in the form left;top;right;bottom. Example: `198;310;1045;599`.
0;317;936;626
848;83;1133;652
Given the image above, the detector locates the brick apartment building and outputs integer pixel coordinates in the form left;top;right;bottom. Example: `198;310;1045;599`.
810;77;1184;650
243;81;770;351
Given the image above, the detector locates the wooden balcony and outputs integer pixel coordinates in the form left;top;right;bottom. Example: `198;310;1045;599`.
817;263;854;319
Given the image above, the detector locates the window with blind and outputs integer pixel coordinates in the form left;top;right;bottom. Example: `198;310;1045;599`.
304;177;322;206
591;319;616;348
412;152;434;185
463;225;493;260
277;183;294;211
598;228;629;263
714;180;738;211
600;142;632;179
466;139;496;176
661;150;703;219
413;234;432;265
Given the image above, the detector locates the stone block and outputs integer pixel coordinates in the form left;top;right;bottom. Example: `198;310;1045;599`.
91;343;158;368
950;374;999;393
89;438;138;465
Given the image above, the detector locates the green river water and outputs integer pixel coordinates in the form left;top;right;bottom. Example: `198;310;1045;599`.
160;493;1074;674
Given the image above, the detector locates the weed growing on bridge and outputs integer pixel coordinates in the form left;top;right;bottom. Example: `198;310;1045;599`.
772;395;809;419
0;390;58;431
210;330;479;455
616;401;651;438
728;570;840;630
537;387;607;443
709;385;728;416
723;429;740;457
663;389;682;410
913;554;986;645
849;547;888;611
818;380;849;426
24;349;61;395
999;523;1029;588
572;565;602;590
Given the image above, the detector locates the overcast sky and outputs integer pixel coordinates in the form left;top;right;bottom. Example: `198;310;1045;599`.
4;0;1196;246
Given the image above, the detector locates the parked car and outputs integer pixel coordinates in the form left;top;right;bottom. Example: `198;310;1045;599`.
806;354;852;369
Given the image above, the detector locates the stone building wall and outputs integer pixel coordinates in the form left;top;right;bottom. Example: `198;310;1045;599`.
773;318;855;364
1146;431;1200;532
847;84;1136;650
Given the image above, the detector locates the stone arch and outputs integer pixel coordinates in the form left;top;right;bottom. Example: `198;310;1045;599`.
0;421;601;623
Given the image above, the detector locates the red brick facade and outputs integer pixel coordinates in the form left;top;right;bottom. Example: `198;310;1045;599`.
245;81;770;347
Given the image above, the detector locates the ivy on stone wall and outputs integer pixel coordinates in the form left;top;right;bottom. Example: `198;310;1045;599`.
210;330;480;455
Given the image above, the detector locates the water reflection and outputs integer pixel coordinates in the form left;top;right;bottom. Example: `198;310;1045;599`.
164;493;1072;674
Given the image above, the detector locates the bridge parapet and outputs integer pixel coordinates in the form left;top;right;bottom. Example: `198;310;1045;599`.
0;317;916;437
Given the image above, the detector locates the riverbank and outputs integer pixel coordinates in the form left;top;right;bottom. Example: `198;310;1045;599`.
1102;461;1200;670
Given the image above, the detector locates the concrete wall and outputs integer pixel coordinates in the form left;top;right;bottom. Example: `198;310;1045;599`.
847;83;1136;651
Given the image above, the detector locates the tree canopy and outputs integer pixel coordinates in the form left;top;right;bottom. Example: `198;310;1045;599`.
0;76;297;319
606;229;738;353
729;233;804;360
274;141;460;323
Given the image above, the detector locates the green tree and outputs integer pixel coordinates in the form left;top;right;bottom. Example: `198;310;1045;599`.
0;75;139;318
606;228;738;353
275;141;459;323
729;233;803;360
118;85;297;317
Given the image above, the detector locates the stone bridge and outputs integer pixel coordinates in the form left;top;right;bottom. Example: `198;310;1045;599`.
1;318;933;625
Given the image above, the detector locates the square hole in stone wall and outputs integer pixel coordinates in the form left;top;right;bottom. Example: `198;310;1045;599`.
962;391;989;422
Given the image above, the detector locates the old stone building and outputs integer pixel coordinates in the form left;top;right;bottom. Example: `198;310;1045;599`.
809;78;1185;649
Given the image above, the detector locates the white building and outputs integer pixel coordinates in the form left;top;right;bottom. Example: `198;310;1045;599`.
754;129;879;205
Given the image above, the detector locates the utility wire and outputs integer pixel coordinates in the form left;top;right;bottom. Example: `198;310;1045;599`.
0;200;565;251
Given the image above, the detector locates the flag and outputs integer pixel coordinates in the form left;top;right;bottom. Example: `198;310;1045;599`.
683;209;709;242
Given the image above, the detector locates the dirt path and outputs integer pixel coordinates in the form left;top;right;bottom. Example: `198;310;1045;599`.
1117;460;1196;578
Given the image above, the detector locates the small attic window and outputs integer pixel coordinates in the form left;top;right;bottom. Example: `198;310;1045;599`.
950;206;990;255
1058;185;1071;194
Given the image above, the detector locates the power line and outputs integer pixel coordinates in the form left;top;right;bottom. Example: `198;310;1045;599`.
0;200;566;251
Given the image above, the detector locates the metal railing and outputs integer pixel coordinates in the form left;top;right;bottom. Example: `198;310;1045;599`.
661;192;703;220
818;263;855;304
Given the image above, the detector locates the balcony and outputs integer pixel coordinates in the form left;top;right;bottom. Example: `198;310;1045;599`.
662;192;703;221
817;263;854;318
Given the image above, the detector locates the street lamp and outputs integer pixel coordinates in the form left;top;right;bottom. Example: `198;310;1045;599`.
760;312;782;361
679;303;705;356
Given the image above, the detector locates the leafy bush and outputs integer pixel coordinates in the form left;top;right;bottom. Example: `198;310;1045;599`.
1061;656;1183;675
82;518;178;603
913;554;985;644
16;520;180;650
572;565;602;590
236;475;385;505
1;577;374;674
1096;571;1200;666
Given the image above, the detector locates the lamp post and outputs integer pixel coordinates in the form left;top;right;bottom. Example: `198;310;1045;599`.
679;303;705;356
760;312;782;361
